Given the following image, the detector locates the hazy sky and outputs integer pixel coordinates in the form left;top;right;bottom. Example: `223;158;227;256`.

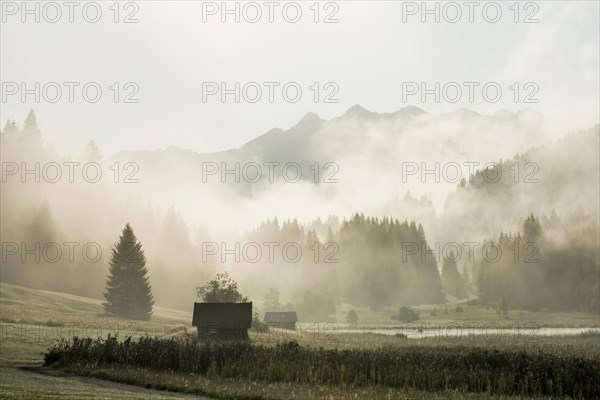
1;0;598;156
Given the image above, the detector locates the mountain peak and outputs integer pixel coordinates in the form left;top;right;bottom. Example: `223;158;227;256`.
288;112;323;133
394;105;426;117
344;104;373;118
297;112;321;125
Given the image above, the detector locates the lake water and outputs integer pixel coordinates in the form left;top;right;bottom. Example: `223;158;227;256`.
336;326;600;338
295;323;600;339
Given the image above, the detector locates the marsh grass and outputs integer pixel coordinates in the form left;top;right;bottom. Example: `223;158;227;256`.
45;334;600;399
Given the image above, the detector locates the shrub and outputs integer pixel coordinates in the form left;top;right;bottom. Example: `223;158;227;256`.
397;306;419;323
346;310;358;327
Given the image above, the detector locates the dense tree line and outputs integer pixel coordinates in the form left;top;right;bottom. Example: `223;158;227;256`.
335;214;444;308
478;213;599;313
240;214;445;319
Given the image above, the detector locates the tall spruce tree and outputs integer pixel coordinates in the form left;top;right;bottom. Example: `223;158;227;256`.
80;140;102;163
103;223;154;320
441;250;468;299
21;109;43;147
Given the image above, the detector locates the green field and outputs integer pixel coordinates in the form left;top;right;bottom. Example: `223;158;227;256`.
0;283;198;399
1;282;599;400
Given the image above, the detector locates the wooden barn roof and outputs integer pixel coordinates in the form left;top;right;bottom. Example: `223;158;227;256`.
264;311;298;323
192;302;252;327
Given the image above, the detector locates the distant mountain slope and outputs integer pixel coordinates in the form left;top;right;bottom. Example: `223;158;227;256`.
441;125;600;242
113;105;545;170
110;105;549;227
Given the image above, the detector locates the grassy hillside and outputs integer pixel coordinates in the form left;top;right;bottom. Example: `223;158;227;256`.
0;282;192;333
0;283;199;399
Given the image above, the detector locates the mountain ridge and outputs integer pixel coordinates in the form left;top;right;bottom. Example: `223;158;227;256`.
112;105;542;160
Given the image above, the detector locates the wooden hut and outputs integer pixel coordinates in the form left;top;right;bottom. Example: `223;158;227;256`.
192;302;252;341
264;311;298;330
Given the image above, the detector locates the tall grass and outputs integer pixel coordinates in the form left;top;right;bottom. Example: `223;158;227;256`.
45;335;600;399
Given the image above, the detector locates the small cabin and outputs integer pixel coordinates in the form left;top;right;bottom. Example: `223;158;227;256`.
264;311;298;330
192;302;252;341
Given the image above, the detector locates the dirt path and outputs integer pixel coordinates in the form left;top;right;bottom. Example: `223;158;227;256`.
18;365;217;399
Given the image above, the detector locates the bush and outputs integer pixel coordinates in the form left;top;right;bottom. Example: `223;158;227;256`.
455;306;464;313
397;306;419;323
346;310;358;327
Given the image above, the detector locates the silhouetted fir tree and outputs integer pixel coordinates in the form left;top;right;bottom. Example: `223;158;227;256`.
79;140;102;163
417;223;426;241
20;109;43;147
103;223;154;320
325;226;335;243
305;229;320;246
461;263;470;287
523;214;542;244
477;260;491;305
441;251;468;299
1;120;19;140
28;200;58;243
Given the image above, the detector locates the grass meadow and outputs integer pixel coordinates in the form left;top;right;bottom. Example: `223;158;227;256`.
1;282;599;400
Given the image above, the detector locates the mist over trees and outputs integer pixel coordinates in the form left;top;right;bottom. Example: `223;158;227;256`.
1;111;598;319
478;213;600;313
226;214;444;319
335;214;444;308
0;111;216;309
441;251;469;299
441;126;600;245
